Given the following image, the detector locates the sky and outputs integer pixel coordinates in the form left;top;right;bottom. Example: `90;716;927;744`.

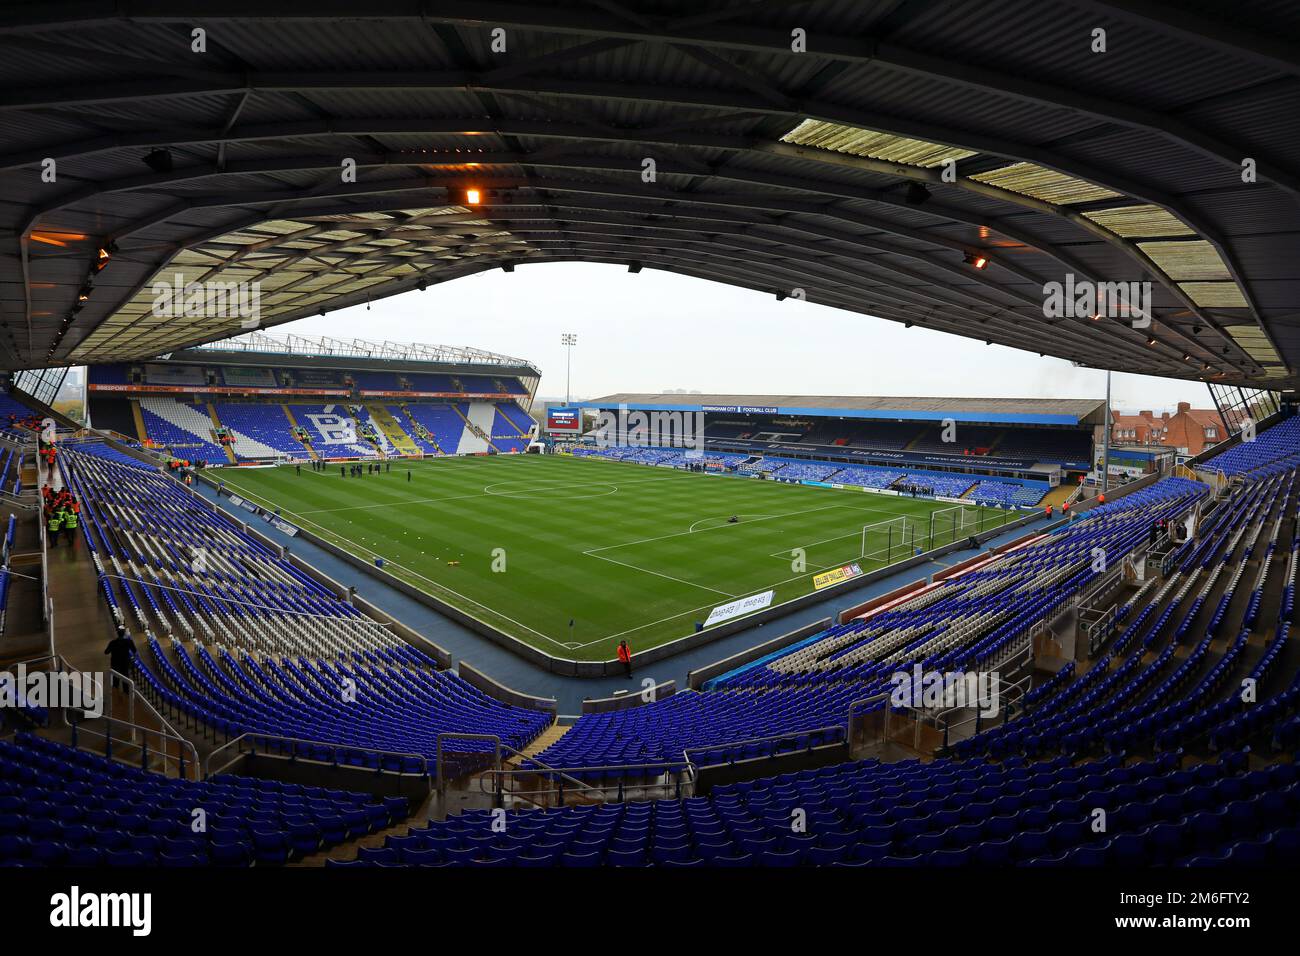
264;261;1214;413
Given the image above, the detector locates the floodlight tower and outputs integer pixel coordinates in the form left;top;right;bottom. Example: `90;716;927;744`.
562;333;577;405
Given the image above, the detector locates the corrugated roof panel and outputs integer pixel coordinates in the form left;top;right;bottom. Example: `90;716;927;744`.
780;118;978;168
1085;205;1195;238
1184;282;1251;309
1138;240;1233;281
971;162;1121;205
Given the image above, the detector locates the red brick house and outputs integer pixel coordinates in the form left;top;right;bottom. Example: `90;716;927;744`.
1111;403;1225;456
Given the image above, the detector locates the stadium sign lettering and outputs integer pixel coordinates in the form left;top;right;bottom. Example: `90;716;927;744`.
700;405;778;414
704;590;775;627
812;562;863;590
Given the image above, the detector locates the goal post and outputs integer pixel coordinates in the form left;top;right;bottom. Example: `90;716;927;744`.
860;516;921;565
928;503;983;549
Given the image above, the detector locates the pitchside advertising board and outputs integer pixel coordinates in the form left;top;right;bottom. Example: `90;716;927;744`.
547;407;582;433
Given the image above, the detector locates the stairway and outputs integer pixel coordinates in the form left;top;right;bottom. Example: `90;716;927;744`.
515;722;568;760
454;402;497;454
901;426;929;451
346;405;390;457
205;403;238;464
130;399;148;442
281;405;318;459
398;406;444;454
367;404;419;455
1038;484;1077;509
209;403;285;461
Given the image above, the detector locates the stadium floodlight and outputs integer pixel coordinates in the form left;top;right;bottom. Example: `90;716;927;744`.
562;333;577;405
963;253;989;270
628;261;642;273
94;242;116;272
464;187;481;205
502;262;514;273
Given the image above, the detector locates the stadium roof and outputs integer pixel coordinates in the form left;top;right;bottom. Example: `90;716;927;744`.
1;2;1297;387
182;331;537;371
584;393;1107;426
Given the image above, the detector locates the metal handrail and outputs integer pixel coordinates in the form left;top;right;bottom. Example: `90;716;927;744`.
3;652;133;729
69;712;201;781
206;732;428;779
478;744;698;807
4;652;199;779
682;722;848;767
934;670;1034;747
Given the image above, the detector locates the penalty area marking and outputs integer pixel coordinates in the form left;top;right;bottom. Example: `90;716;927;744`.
687;514;774;532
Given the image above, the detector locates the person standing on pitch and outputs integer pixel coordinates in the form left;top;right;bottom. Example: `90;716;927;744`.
617;640;633;678
407;470;411;482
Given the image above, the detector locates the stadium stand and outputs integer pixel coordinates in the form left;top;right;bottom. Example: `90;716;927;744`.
56;442;554;777
401;404;468;454
522;477;1206;776
1199;415;1300;478
211;403;303;460
0;732;407;866
967;480;1051;508
8;2;1300;894
336;749;1299;867
288;404;381;458
137;398;229;463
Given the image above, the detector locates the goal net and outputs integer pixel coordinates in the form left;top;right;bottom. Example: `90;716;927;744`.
860;516;922;565
928;503;982;549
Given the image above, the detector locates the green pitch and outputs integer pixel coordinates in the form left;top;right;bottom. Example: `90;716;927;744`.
214;455;1013;661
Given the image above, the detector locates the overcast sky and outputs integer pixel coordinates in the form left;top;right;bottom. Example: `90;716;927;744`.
271;261;1213;412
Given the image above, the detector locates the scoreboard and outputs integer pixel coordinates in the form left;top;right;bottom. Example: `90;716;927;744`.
546;407;582;433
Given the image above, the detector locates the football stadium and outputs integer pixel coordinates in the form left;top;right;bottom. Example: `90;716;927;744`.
0;0;1297;928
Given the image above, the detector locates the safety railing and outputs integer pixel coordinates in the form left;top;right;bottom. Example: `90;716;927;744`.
206;733;428;780
69;710;201;782
683;723;847;771
935;669;1033;751
3;652;200;780
440;731;651;808
478;758;692;807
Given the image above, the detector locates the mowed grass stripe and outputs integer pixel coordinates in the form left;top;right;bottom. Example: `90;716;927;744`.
216;456;1005;660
